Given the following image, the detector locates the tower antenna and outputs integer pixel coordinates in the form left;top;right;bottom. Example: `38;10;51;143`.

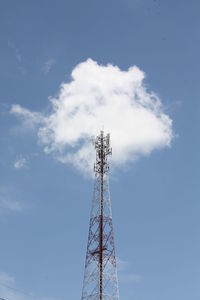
81;130;119;300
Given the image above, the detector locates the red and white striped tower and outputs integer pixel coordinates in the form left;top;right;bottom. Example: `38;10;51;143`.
81;131;120;300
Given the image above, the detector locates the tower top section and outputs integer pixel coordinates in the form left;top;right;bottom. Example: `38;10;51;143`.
93;130;112;175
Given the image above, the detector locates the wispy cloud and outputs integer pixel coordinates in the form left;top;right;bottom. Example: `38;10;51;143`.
0;271;59;300
14;156;27;170
0;187;23;216
0;198;22;213
119;273;143;284
8;40;22;63
10;58;173;175
117;258;143;284
10;104;44;130
42;59;56;74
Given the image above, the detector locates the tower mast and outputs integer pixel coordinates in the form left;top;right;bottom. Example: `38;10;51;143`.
81;130;119;300
99;131;104;300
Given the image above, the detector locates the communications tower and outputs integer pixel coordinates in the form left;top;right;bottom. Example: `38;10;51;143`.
81;131;120;300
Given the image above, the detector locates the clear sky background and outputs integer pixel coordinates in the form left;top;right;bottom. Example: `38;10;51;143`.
0;1;200;300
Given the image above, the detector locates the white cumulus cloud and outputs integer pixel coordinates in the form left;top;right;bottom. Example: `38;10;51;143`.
11;59;173;174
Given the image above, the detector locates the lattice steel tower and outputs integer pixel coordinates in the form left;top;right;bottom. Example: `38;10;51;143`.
81;131;120;300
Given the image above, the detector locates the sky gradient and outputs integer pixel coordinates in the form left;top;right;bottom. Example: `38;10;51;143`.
0;1;200;300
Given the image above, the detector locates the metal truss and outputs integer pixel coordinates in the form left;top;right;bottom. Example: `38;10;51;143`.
81;131;119;300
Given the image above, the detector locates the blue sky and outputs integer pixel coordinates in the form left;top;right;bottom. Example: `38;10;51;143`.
0;1;200;300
